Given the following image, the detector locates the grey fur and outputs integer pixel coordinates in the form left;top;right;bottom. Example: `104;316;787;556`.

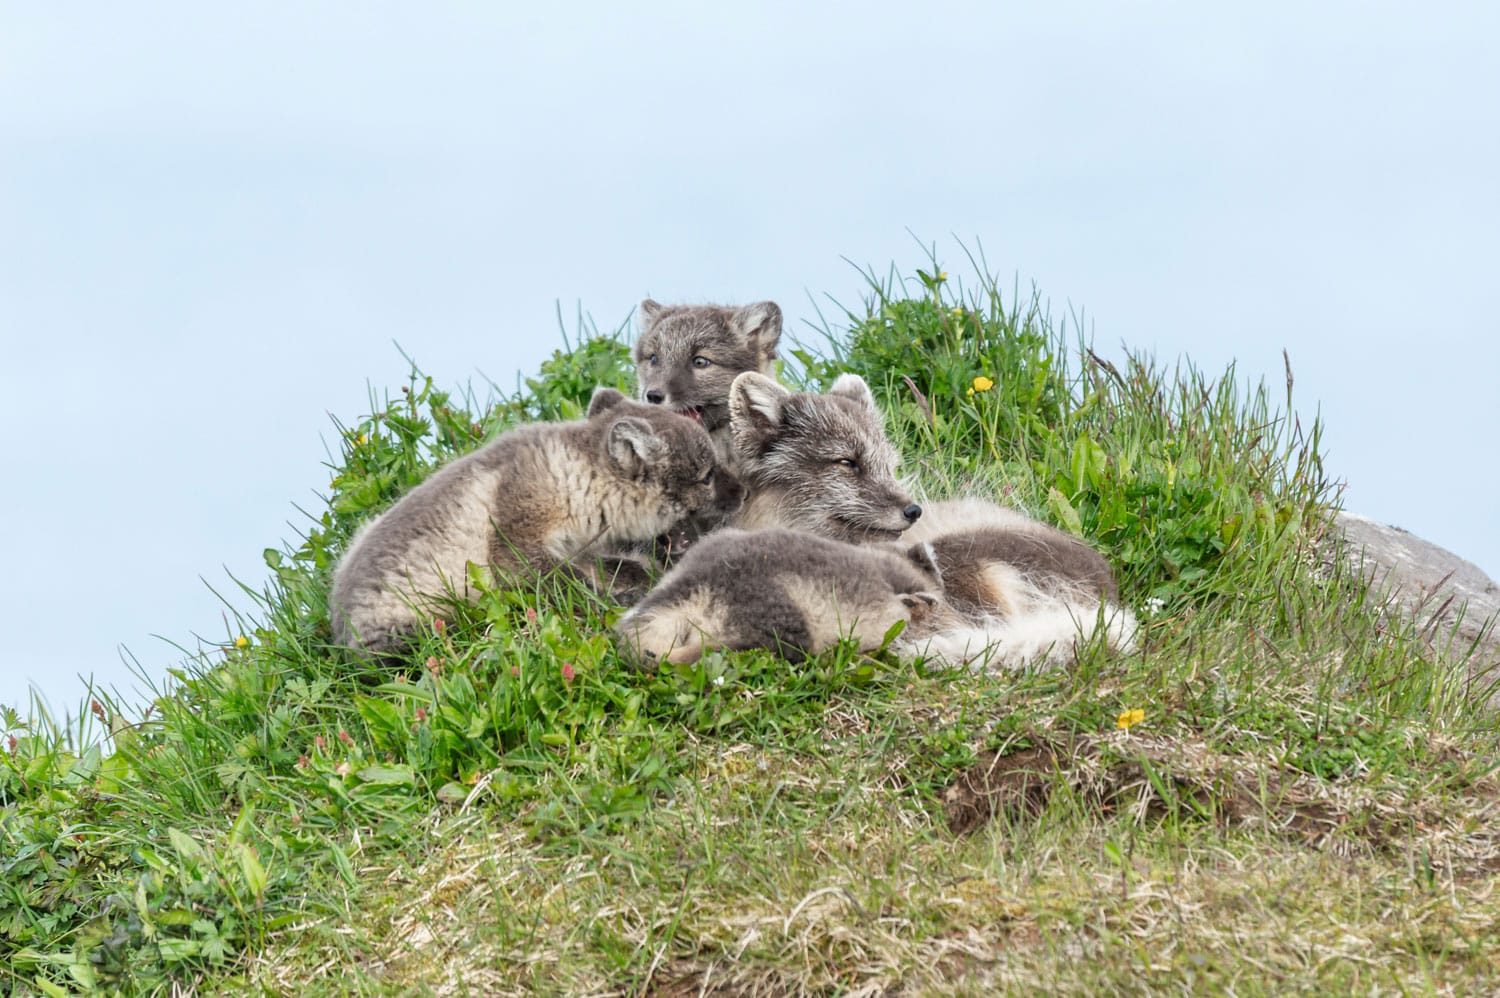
615;528;949;665
727;371;922;543
329;388;737;656
634;300;782;467
925;526;1118;619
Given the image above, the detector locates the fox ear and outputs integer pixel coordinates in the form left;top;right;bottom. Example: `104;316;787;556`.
729;371;789;434
588;386;629;419
639;299;665;327
828;373;877;411
606;416;665;476
732;301;782;363
906;541;944;585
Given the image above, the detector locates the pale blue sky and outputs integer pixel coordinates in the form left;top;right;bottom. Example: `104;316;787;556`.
3;2;1497;719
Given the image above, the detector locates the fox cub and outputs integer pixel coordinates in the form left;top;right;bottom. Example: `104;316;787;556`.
615;527;952;665
726;371;924;542
633;300;783;468
330;388;741;656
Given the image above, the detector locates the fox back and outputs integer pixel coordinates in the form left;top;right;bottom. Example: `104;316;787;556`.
633;300;782;466
615;528;946;665
329;388;732;657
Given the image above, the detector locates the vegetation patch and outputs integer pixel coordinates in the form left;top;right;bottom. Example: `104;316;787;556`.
4;247;1498;994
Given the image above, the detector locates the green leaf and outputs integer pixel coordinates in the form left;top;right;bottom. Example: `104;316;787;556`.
167;827;204;861
436;782;472;805
354;764;416;785
234;843;268;899
1047;487;1084;537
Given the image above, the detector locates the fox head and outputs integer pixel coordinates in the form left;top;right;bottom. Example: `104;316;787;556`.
588;387;744;530
727;372;923;543
633;300;782;433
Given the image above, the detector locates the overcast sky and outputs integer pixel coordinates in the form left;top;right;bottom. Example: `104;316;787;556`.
3;2;1496;722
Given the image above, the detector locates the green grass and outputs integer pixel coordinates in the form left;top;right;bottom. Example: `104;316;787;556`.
4;254;1498;995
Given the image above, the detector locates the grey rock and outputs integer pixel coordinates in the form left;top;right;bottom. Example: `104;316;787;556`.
1332;511;1500;687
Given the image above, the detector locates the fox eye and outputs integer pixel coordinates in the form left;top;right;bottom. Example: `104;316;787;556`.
648;353;659;365
692;356;712;368
699;468;715;485
836;458;861;473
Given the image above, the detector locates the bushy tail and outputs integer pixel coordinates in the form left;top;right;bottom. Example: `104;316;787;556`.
899;600;1139;671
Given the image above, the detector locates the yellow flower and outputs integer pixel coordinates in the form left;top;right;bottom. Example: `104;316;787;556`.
1116;708;1145;730
971;376;995;393
234;635;250;650
357;433;368;445
937;271;947;281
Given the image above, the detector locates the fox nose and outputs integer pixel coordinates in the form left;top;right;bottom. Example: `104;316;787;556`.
902;503;923;523
645;390;665;404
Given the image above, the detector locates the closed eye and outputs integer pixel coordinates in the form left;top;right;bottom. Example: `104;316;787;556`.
699;468;715;485
836;458;861;473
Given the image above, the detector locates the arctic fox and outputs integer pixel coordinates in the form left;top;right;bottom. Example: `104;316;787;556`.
329;388;741;656
633;300;783;468
614;527;953;666
722;375;1135;666
726;371;924;542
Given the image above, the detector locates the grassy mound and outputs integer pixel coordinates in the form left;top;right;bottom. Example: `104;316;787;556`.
4;258;1497;995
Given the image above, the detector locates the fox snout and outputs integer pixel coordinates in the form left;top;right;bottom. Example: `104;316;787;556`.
903;503;922;523
645;389;665;404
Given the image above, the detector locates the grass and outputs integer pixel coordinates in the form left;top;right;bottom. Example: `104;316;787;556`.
4;250;1498;995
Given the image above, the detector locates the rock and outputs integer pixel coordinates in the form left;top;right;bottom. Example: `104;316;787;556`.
1331;511;1500;685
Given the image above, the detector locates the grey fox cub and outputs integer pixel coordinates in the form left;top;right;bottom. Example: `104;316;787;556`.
634;300;782;468
615;528;951;666
330;388;740;656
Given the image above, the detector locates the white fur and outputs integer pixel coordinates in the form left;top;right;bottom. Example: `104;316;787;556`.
900;600;1138;672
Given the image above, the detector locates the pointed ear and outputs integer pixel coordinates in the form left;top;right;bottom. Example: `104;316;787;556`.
729;371;789;434
639;299;664;330
906;541;944;586
731;301;782;361
587;386;629;419
606;416;665;476
828;373;877;412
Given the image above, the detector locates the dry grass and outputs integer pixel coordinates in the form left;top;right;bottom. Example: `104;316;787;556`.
246;712;1500;996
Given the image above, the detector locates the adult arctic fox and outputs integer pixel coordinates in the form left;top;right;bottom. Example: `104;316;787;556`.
723;371;1135;665
615;527;954;665
726;371;924;542
329;388;742;656
633;300;783;468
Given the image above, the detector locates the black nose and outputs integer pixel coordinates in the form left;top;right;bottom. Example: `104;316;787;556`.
645;390;665;404
902;503;922;522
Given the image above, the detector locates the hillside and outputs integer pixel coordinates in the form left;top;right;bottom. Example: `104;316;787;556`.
4;261;1498;995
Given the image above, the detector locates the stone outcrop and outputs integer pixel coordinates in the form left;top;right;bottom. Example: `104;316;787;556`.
1331;512;1500;687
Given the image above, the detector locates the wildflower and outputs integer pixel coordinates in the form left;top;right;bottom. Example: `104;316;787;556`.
433;618;446;636
234;635;249;649
335;762;352;777
1116;708;1146;731
510;665;520;678
1143;597;1166;616
938;271;947;281
525;607;538;626
426;656;442;676
90;699;106;720
561;662;575;684
7;735;16;753
414;708;427;723
295;755;308;770
338;729;353;746
314;735;327;751
357;433;368;445
971;376;994;393
712;675;725;687
950;307;964;317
